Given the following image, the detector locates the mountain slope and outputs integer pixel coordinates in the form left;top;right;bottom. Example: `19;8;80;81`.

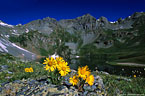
0;37;36;60
0;12;145;61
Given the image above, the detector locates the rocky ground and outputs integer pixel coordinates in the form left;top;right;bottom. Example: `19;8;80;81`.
0;54;106;96
0;72;106;96
0;53;145;96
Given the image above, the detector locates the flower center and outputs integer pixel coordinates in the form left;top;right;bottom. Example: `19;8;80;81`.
80;69;85;75
48;61;53;66
62;67;66;71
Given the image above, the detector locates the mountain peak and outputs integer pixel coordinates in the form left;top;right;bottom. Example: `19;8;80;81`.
131;12;145;19
76;13;96;20
99;16;109;23
81;13;95;18
42;17;57;21
83;13;92;16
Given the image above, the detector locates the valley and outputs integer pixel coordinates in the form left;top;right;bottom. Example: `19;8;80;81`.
0;12;145;95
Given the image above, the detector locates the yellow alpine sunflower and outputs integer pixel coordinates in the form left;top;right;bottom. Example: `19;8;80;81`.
86;75;94;86
25;68;29;72
25;67;33;72
57;61;70;76
78;65;91;80
29;67;34;72
56;57;64;64
43;57;57;72
69;75;79;86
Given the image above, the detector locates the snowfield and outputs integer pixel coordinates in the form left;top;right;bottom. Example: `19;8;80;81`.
0;38;36;60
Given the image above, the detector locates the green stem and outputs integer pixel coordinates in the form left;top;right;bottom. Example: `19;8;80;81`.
78;78;85;92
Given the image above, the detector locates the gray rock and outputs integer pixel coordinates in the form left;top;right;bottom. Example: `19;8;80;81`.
89;92;98;96
83;91;88;96
1;82;9;87
28;80;37;85
92;85;97;90
83;85;93;91
7;71;13;74
64;81;71;86
0;73;106;96
1;65;8;70
13;80;21;83
100;71;109;75
0;87;2;92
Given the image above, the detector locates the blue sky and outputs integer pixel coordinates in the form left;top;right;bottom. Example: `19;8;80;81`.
0;0;145;25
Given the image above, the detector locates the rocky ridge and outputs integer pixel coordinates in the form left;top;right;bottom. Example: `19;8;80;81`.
0;12;145;60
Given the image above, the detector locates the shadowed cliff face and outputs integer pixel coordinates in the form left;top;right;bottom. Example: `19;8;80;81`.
0;12;145;60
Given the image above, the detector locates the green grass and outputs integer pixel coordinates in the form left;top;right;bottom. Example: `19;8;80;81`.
39;48;50;56
99;73;145;95
0;53;145;95
115;56;145;64
0;53;48;84
108;51;145;64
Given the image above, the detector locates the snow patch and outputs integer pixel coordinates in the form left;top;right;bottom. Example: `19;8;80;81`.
5;35;10;38
12;32;19;36
12;29;20;36
110;21;116;23
0;48;3;52
12;43;32;53
13;29;17;33
16;24;22;26
97;19;100;21
0;40;8;52
26;29;29;33
0;22;14;28
1;38;11;46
